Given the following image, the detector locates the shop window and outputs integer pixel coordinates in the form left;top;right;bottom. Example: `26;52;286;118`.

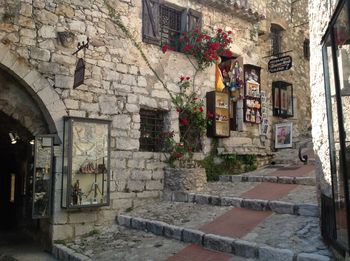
61;117;111;209
140;109;165;152
304;39;310;60
272;81;293;118
271;24;284;56
142;0;202;49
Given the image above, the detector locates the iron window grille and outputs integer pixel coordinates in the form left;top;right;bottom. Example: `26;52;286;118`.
140;109;165;152
160;5;182;49
271;24;283;56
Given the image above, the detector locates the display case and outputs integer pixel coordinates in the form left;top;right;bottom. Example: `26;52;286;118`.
272;81;294;117
206;91;230;137
62;117;111;209
32;135;53;218
244;64;262;124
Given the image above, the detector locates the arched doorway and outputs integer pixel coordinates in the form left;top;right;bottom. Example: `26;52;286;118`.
0;66;56;250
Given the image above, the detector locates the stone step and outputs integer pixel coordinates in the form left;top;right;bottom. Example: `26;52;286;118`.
117;213;331;261
219;174;316;186
168;191;318;217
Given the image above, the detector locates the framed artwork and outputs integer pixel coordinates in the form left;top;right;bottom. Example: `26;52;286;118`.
260;123;269;136
246;80;260;97
275;122;293;148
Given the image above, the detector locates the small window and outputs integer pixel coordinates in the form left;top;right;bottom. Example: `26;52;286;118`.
140;109;165;152
142;0;202;48
303;39;310;60
271;24;284;56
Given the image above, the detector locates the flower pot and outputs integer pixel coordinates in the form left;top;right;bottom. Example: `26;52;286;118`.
164;167;207;192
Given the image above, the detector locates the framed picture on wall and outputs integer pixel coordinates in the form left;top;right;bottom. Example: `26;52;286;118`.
275;122;293;148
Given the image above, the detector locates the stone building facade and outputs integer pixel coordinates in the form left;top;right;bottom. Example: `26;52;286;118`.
0;0;310;243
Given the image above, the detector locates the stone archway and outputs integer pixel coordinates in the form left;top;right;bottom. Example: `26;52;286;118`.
0;42;67;140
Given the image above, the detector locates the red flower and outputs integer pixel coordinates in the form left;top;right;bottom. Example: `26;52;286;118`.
174;152;183;158
186;76;190;80
193;97;198;101
184;44;191;52
211;42;220;50
188;147;193;153
180;76;185;81
228;31;232;34
176;107;182;112
180;118;189;125
194;107;197;112
217;28;222;33
200;107;204;112
194;27;199;34
162;44;169;53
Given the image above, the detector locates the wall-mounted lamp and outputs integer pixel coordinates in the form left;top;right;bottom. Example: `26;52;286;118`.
29;139;35;145
9;132;18;144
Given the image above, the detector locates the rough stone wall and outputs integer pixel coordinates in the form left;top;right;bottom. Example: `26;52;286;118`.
308;0;338;197
0;0;311;241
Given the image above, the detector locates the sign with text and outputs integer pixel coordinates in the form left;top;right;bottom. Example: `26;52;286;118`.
268;55;292;73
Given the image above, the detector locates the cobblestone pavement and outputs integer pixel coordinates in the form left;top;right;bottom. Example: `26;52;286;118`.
64;225;254;261
65;225;186;261
126;201;232;229
242;213;332;257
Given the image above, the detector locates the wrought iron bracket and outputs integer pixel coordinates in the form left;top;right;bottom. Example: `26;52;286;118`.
72;37;89;56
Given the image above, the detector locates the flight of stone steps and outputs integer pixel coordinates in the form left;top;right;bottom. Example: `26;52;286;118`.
116;164;333;261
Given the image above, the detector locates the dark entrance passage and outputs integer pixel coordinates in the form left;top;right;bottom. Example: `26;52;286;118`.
0;111;35;231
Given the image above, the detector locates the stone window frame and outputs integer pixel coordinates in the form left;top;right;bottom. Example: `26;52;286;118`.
303;39;310;60
270;24;284;56
142;0;202;49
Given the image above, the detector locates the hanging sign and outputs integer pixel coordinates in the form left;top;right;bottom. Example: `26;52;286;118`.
268;55;292;73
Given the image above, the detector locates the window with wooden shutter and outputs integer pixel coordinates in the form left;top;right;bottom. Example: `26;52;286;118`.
142;0;161;44
142;0;202;50
187;9;202;32
270;24;284;56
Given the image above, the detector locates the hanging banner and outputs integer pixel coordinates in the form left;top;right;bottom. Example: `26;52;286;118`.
268;55;292;73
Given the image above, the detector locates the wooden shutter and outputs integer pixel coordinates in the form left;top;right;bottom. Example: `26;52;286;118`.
187;9;202;32
142;0;161;44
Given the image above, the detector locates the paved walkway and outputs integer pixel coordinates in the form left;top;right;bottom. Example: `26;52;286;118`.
59;163;333;260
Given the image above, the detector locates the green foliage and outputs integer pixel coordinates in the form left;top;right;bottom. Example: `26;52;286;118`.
199;149;258;181
81;229;99;238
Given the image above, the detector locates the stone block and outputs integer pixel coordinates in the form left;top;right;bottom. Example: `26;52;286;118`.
69;212;97;224
172;191;189;202
130;170;152;180
131;217;147;231
195;194;210;205
136;191;159;199
38;25;56;38
182;228;205;245
232;239;258;258
268;201;295;214
278;177;296;184
55;75;73;89
117;215;131;227
221;197;242;207
36;9;58;25
296;253;330;261
295;177;315;186
203;234;234;253
262;176;278;183
75;223;95;237
69;20;86;33
164;224;183;241
242;198;269;211
210;196;221;206
30;47;50;61
247;176;264;182
219;175;231;182
258;246;294;261
296;204;319;217
188;193;196;203
99;96;118;114
52;224;74;240
112;199;133;210
146;180;163;190
145;220;165;236
231;175;243;182
127;181;145;192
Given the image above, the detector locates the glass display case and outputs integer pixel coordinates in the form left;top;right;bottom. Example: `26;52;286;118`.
206;91;230;137
243;64;262;124
32;135;53;218
272;81;294;117
62;117;111;209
